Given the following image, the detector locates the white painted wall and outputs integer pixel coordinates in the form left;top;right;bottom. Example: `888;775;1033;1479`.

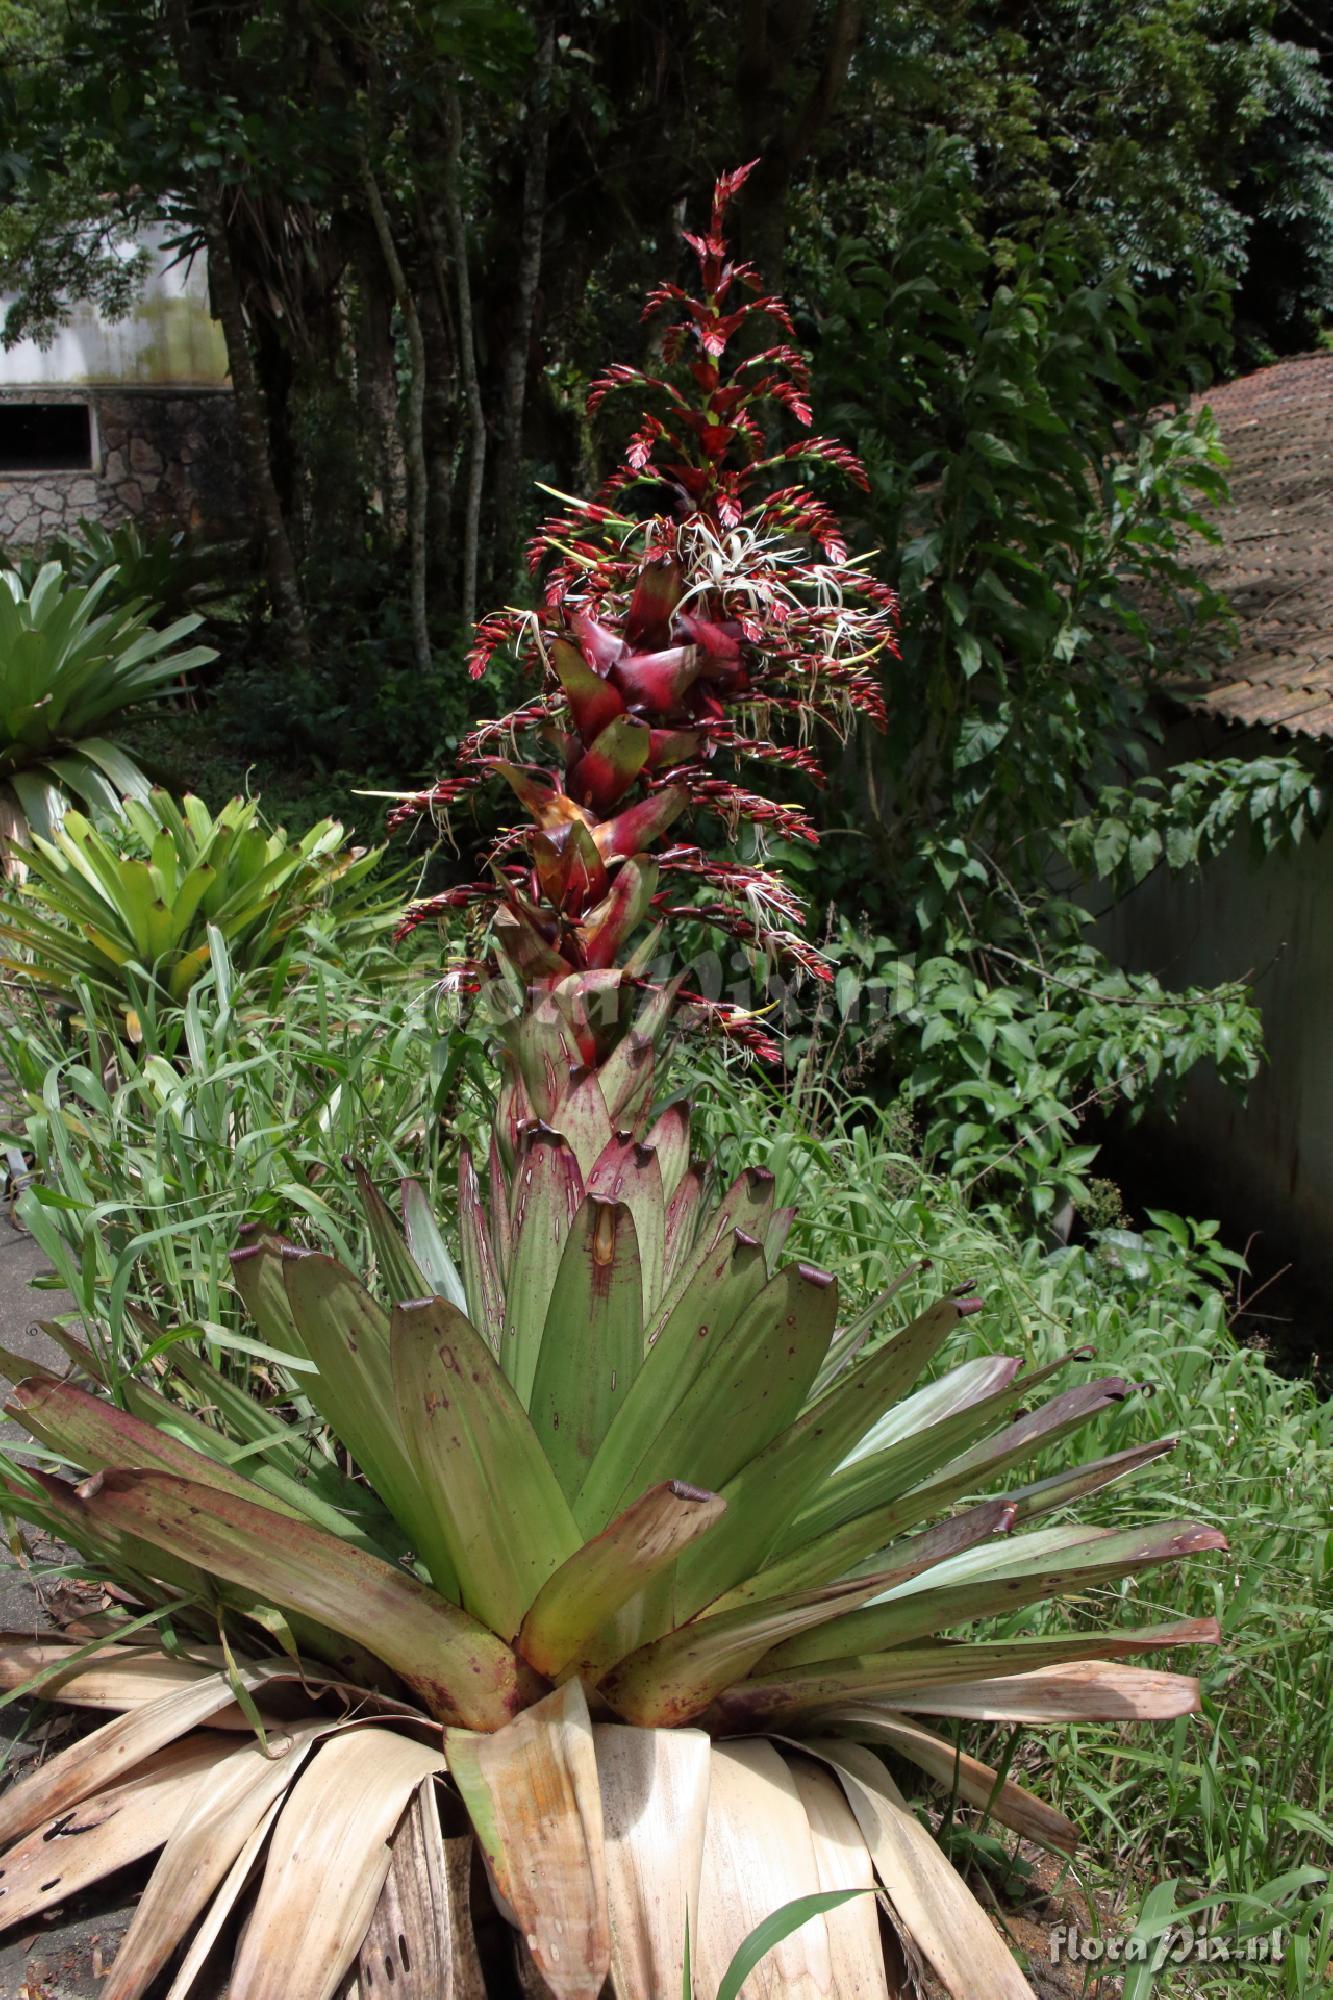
0;224;229;389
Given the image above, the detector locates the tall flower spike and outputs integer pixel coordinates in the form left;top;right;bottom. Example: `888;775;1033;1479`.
393;164;897;1134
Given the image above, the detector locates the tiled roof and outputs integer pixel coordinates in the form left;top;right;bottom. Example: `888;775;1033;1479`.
1181;351;1333;739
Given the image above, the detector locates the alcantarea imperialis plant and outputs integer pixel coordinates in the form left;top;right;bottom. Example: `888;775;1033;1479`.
0;166;1225;2000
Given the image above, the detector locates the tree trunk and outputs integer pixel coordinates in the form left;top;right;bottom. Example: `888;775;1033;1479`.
442;89;487;630
202;196;310;663
418;264;458;590
733;0;864;287
355;231;408;542
359;157;432;678
487;11;555;590
162;0;308;661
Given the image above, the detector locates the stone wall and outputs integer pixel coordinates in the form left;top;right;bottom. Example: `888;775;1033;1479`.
0;385;245;548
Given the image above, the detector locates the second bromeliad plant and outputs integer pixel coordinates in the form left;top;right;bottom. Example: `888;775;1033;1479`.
0;166;1223;1999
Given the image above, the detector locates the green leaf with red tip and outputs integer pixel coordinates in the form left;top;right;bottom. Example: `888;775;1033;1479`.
642;1100;691;1204
550;1070;615;1180
646;1164;776;1347
488;1129;515;1270
834;1372;1144;1553
517;1479;725;1680
1;1464;201;1606
664;1165;706;1282
600;1499;1015;1727
777;1359;1106;1563
674;1298;967;1616
350;1159;431;1308
457;1141;505;1352
530;1198;644;1501
602;1262;840;1522
229;1238;305;1360
76;1470;529;1729
568;715;651;812
504;1128;586;1406
573;1226;769;1535
759;1518;1230;1668
390;1295;582;1640
712;1620;1221;1732
1004;1437;1178;1524
280;1252;460;1597
586;1135;666;1318
13;1375;393;1557
551;635;625;741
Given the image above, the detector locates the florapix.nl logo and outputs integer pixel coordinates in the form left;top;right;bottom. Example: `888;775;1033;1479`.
1049;1922;1287;1971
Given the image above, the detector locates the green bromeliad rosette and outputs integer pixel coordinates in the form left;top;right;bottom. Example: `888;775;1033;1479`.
0;166;1224;2000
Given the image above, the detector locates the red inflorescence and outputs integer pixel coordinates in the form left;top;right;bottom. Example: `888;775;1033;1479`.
393;162;896;1057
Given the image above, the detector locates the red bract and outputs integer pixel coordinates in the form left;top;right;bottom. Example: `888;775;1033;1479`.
393;163;897;1090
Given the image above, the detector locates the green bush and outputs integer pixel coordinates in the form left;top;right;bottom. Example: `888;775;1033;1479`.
4;517;246;624
0;931;487;1370
684;1050;1333;1993
0;787;387;1032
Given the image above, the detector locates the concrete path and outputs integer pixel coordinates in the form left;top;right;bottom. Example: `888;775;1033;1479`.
0;1223;69;1630
0;1235;141;1999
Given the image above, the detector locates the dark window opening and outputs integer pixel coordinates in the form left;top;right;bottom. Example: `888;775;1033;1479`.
0;403;94;474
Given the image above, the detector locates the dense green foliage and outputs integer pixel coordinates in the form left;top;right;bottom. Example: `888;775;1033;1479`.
2;0;1328;1216
2;946;1327;1988
0;787;387;1029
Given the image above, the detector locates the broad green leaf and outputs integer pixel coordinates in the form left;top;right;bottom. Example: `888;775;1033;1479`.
574;1226;768;1534
780;1362;1118;1564
350;1158;430;1305
9;1377;308;1521
706;1618;1221;1731
518;1479;725;1681
530;1197;644;1499
675;1298;967;1616
282;1251;460;1596
601;1498;1014;1728
602;1261;840;1520
390;1294;581;1638
79;1470;530;1729
503;1128;585;1406
457;1141;504;1351
761;1519;1227;1666
587;1134;666;1318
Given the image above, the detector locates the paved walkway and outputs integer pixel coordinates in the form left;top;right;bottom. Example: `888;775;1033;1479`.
0;1233;139;1998
0;1223;68;1631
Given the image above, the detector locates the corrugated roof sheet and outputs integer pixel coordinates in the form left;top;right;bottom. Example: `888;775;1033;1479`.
1182;351;1333;739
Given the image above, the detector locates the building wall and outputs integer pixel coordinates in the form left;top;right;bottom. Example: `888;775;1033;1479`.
0;225;229;390
0;223;243;547
1100;714;1333;1281
0;385;244;545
